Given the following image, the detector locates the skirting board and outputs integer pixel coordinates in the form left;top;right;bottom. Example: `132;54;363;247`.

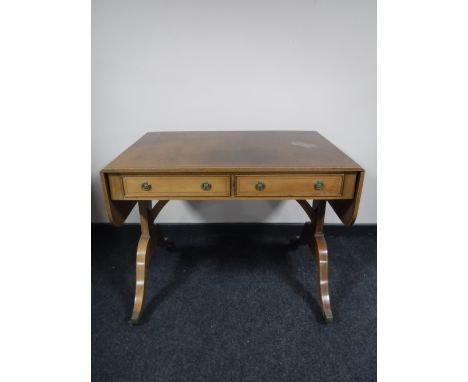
92;223;376;237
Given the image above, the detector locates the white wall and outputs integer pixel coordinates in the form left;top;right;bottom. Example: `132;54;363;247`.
92;0;376;224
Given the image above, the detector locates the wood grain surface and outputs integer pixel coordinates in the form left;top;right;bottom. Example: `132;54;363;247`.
102;131;362;173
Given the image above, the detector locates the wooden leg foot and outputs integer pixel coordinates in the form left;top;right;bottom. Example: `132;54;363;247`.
128;316;140;326
154;216;175;248
296;222;312;246
157;235;174;248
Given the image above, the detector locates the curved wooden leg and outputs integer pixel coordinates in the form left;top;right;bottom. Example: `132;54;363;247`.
128;200;168;326
128;234;153;325
314;233;333;323
312;200;333;323
296;199;333;323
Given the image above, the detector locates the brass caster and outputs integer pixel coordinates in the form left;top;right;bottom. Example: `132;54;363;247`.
323;311;333;324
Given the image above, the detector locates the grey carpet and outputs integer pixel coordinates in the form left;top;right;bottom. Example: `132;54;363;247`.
92;224;376;382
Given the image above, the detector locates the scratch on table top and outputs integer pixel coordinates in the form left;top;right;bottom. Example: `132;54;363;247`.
291;141;318;149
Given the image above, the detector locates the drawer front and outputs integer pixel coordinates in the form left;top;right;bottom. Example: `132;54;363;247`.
236;175;344;197
123;176;231;197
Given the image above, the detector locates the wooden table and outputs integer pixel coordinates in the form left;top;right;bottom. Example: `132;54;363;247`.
101;131;364;325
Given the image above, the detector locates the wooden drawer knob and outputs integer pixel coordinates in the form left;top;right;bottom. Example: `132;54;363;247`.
255;181;266;191
141;182;152;191
201;182;212;191
314;180;324;191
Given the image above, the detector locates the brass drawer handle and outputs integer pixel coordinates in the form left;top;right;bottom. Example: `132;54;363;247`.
201;182;212;191
314;180;324;191
255;181;266;191
141;182;152;191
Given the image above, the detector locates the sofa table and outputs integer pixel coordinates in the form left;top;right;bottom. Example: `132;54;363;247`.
100;131;364;325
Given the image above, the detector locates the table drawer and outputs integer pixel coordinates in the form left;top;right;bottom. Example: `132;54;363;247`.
123;176;231;197
236;175;345;197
